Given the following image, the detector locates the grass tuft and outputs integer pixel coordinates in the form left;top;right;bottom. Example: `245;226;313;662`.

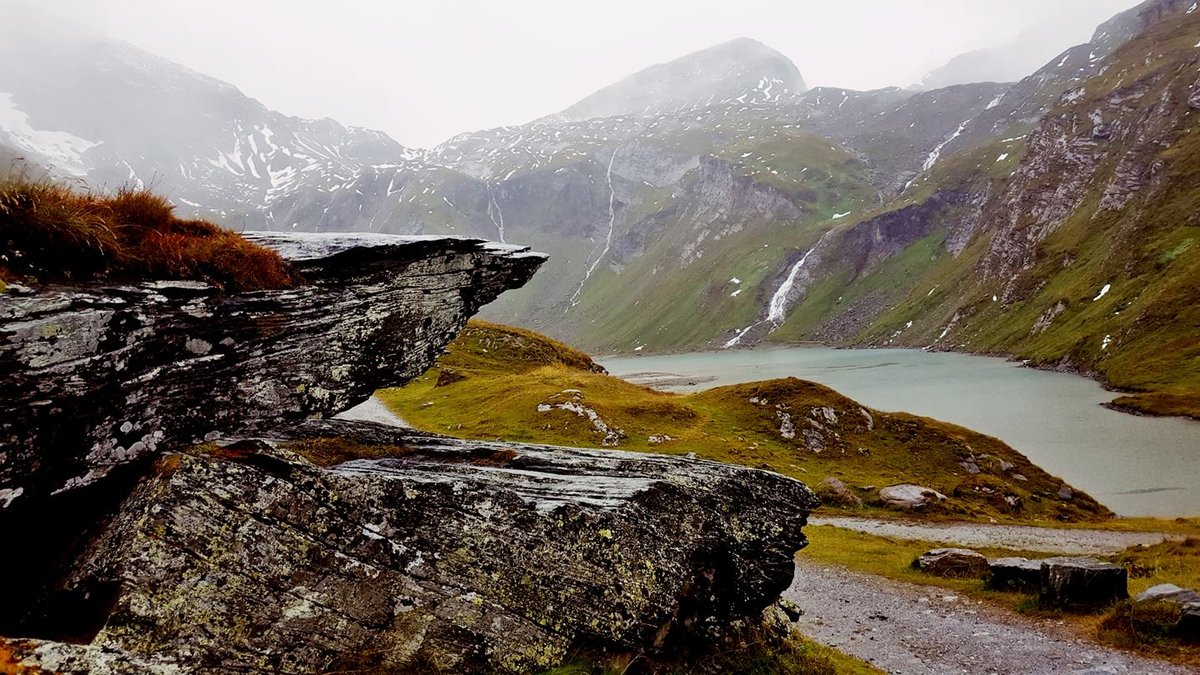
0;173;295;292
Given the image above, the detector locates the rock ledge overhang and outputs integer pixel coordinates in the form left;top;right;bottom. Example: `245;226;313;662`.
0;232;546;504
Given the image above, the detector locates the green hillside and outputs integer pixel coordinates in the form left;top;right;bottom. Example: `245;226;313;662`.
380;321;1111;524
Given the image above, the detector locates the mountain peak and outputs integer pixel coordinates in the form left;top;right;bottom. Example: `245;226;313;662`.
548;38;806;123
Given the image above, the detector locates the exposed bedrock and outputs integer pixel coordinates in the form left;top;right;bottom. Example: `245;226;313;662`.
0;232;545;503
9;423;819;673
0;232;821;673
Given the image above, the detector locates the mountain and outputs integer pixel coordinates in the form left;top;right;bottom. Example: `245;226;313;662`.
546;38;808;123
0;18;412;228
917;46;1043;90
760;0;1200;417
0;0;1192;416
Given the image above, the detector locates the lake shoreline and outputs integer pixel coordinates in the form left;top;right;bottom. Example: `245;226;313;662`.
599;345;1200;518
601;341;1200;423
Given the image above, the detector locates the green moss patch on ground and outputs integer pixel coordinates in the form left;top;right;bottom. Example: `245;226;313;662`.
380;321;1111;524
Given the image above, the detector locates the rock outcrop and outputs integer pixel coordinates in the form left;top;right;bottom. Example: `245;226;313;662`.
1135;584;1200;640
879;483;948;509
988;557;1044;591
1039;557;1128;608
14;423;817;674
914;548;990;579
0;232;822;673
0;232;544;505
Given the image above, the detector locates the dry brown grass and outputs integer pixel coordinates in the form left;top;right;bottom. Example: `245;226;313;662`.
0;175;295;292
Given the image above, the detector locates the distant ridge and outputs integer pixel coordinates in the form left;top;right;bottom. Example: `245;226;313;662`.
546;37;807;123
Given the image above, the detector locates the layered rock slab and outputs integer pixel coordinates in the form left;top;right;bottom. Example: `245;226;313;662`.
0;233;545;503
46;421;819;674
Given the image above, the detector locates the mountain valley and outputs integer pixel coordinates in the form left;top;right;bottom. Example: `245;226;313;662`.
3;1;1194;419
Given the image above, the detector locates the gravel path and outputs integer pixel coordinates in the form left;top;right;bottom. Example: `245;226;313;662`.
333;396;409;427
787;559;1196;674
810;515;1180;555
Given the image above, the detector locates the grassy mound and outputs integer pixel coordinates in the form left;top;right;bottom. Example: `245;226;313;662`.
0;175;294;292
379;321;1112;523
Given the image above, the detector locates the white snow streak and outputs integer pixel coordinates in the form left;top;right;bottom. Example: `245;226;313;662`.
922;119;970;172
1093;283;1111;301
0;92;99;176
486;182;506;244
725;228;837;348
767;230;833;324
568;147;621;309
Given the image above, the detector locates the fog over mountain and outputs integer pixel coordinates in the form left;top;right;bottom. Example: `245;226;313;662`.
14;0;1139;147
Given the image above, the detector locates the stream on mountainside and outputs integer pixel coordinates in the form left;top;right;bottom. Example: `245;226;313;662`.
599;346;1200;518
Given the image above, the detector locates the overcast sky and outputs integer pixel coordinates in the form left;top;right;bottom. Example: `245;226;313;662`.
32;0;1138;148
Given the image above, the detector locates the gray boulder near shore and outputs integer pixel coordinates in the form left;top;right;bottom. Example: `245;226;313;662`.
0;233;821;673
984;555;1128;607
879;483;948;509
914;548;990;579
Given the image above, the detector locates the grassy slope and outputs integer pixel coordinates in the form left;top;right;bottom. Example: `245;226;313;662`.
778;13;1200;419
381;321;1111;524
510;124;880;352
803;525;1200;665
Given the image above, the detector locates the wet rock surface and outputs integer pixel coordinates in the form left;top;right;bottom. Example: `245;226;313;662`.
1039;557;1128;608
0;233;822;673
988;557;1045;591
914;548;990;579
18;422;818;674
0;232;544;504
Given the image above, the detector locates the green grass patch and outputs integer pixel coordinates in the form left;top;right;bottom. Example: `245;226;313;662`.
380;321;1111;524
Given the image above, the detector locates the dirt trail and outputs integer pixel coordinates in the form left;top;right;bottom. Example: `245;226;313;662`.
787;559;1196;674
809;515;1180;555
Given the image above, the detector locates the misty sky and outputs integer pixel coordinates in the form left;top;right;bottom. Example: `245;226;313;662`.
33;0;1138;148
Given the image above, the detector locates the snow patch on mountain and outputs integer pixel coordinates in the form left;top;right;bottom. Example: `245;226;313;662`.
0;92;98;176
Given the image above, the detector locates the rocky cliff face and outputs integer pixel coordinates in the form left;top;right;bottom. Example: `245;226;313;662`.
0;233;544;506
764;0;1200;414
0;233;821;672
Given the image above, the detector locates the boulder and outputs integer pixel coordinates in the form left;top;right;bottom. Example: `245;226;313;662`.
879;483;947;509
0;233;545;504
987;557;1043;591
914;548;990;579
1134;583;1200;606
1136;584;1200;640
17;422;819;674
1038;557;1127;608
816;476;863;507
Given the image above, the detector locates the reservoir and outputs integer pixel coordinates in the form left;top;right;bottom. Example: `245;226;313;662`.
600;347;1200;517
